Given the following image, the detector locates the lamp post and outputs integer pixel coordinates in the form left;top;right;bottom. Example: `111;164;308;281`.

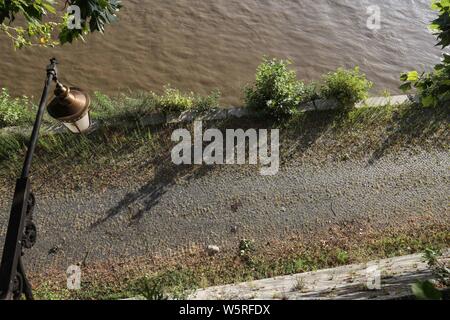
0;58;91;300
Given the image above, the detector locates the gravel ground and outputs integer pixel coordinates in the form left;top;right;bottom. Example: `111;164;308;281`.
0;149;449;273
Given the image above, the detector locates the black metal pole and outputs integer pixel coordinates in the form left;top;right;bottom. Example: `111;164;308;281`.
21;59;58;178
0;58;58;300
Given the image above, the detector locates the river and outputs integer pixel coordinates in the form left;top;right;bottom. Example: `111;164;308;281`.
0;0;442;105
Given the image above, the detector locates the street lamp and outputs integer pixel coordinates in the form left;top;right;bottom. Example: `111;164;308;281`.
0;58;91;300
47;83;91;134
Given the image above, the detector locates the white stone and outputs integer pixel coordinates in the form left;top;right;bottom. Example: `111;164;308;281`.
206;245;220;256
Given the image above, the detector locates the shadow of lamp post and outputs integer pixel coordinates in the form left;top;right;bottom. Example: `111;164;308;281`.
0;58;92;300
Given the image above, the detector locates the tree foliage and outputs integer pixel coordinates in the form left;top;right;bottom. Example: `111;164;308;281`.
400;0;450;107
0;0;122;48
431;0;450;48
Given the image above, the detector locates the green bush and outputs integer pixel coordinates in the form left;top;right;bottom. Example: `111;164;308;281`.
401;60;450;107
0;88;34;128
245;58;313;119
400;0;450;108
320;67;373;108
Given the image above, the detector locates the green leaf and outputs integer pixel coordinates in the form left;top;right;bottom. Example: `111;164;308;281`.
400;73;409;82
41;2;56;14
399;82;412;92
443;53;450;63
421;95;436;107
411;281;442;300
406;71;419;82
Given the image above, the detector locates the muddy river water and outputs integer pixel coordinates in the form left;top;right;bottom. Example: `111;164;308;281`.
0;0;442;105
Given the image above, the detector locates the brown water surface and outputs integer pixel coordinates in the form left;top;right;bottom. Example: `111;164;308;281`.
0;0;442;105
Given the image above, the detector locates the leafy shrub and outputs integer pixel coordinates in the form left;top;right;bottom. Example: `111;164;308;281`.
412;248;449;300
424;248;450;287
400;59;450;107
154;86;220;114
0;88;34;128
400;0;450;107
320;67;373;108
245;58;312;119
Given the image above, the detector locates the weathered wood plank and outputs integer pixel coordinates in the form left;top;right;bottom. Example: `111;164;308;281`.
190;250;449;300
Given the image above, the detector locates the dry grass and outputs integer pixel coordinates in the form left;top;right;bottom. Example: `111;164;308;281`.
0;101;448;195
30;217;449;300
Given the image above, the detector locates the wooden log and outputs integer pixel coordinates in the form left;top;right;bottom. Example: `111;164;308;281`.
190;250;449;300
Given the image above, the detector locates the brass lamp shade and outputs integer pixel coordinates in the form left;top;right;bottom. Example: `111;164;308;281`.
47;85;91;134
